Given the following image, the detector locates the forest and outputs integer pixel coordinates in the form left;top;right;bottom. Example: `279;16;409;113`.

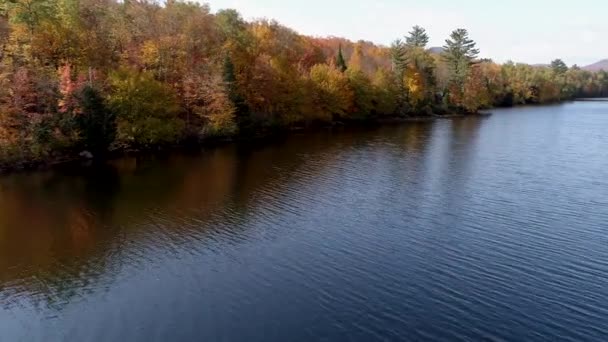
1;0;608;167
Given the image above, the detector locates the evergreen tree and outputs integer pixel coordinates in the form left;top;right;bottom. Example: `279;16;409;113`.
223;53;238;102
404;26;435;109
405;25;429;48
390;39;407;74
550;59;568;74
390;39;409;114
336;44;348;73
222;53;248;132
76;86;116;155
442;28;480;84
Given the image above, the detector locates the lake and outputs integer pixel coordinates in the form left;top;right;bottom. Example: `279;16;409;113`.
1;101;608;341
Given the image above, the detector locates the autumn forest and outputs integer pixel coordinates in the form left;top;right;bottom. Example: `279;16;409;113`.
1;0;607;168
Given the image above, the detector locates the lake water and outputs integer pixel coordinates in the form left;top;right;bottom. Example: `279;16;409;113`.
1;101;608;341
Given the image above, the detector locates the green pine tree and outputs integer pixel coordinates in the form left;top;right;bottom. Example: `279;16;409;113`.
442;28;480;84
223;53;238;102
222;53;249;133
390;39;407;74
336;44;348;73
550;59;568;74
76;86;116;155
390;39;409;115
405;25;429;48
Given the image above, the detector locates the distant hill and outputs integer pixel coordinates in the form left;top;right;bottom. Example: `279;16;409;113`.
428;47;444;54
583;59;608;72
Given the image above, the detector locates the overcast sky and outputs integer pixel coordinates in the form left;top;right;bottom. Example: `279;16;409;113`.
203;0;608;66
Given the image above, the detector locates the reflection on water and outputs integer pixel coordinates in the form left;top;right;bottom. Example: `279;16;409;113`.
2;102;608;341
1;127;434;309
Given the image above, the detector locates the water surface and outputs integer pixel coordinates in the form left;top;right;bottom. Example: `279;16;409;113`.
1;102;608;341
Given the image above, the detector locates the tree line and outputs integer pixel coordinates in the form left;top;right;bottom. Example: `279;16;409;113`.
1;0;607;166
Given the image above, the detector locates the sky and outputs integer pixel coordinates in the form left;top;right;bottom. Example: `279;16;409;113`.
202;0;608;66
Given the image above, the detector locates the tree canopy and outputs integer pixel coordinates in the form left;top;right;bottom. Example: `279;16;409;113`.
0;1;605;167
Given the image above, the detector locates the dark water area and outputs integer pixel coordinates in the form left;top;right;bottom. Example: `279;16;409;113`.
1;101;608;341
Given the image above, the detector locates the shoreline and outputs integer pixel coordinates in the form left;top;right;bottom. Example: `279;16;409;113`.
0;112;490;175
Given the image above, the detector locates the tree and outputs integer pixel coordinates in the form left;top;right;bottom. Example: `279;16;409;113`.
405;25;429;48
216;8;247;44
4;0;56;35
184;71;236;137
0;1;606;167
222;53;249;131
348;43;364;71
404;29;436;111
108;69;184;147
75;85;116;154
390;39;407;74
371;68;398;116
346;67;374;119
442;28;480;84
309;64;353;121
336;44;347;73
459;67;491;113
58;64;79;115
389;39;409;114
550;59;568;75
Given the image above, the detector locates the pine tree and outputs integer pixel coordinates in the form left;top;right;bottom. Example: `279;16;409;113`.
76;86;116;155
390;39;407;74
550;59;568;74
336;44;347;73
222;53;248;132
405;25;429;48
404;26;435;109
222;54;238;102
442;28;480;84
390;39;409;114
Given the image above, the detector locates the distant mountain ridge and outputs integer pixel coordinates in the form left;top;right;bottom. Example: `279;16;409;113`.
428;47;444;54
425;49;608;72
583;59;608;72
